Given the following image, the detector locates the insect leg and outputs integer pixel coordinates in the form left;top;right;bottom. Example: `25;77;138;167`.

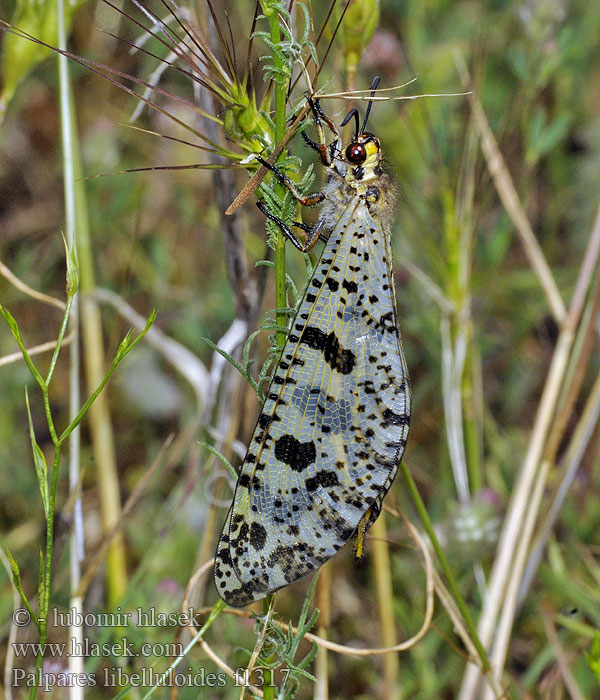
256;201;326;253
301;128;341;168
307;96;342;166
353;506;375;559
291;218;328;251
255;156;325;207
256;201;305;252
313;99;341;142
301;129;321;154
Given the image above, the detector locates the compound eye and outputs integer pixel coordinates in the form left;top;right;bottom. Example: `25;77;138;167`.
346;143;366;164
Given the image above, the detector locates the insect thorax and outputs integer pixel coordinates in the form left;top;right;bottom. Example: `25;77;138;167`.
318;161;396;234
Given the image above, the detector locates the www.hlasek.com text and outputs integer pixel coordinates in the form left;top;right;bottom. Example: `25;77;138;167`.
12;637;183;659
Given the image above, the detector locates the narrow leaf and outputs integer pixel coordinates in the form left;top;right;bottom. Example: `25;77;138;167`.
25;390;49;518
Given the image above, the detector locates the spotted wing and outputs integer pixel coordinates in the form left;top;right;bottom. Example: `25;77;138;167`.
214;200;410;607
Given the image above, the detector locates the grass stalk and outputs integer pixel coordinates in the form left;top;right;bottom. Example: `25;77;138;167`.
457;112;482;494
551;276;600;449
56;0;84;696
469;203;600;700
371;515;401;700
519;367;600;602
400;461;492;673
314;564;330;700
140;599;226;700
70;70;128;609
261;595;276;700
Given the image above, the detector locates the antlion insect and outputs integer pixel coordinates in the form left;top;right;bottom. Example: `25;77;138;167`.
214;78;411;607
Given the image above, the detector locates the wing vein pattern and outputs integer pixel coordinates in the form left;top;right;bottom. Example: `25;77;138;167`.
214;196;410;607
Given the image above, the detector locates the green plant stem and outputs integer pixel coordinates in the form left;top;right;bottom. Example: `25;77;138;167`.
42;390;59;444
45;292;73;384
11;285;151;700
29;444;62;700
400;461;491;673
42;293;75;443
0;306;45;389
264;2;288;350
140;599;226;700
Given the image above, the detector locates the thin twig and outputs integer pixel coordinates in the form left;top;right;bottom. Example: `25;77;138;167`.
0;332;76;368
0;259;66;310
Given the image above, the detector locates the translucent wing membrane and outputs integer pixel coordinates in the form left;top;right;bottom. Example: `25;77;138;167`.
214;198;410;607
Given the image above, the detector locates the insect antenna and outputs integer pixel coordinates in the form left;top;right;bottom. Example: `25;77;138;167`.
340;76;381;138
360;75;381;133
340;108;360;140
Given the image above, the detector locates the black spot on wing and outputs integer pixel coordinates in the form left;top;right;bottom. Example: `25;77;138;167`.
249;522;267;551
386;439;407;450
215;538;231;566
257;413;271;429
300;326;356;375
382;408;410;426
377;311;396;333
305;470;340;492
274;434;317;472
267;546;305;582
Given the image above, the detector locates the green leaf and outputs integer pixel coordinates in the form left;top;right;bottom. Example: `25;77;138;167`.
202;337;260;396
0;304;46;388
7;549;20;581
526;107;572;164
62;234;79;296
25;390;49;518
201;443;238;481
